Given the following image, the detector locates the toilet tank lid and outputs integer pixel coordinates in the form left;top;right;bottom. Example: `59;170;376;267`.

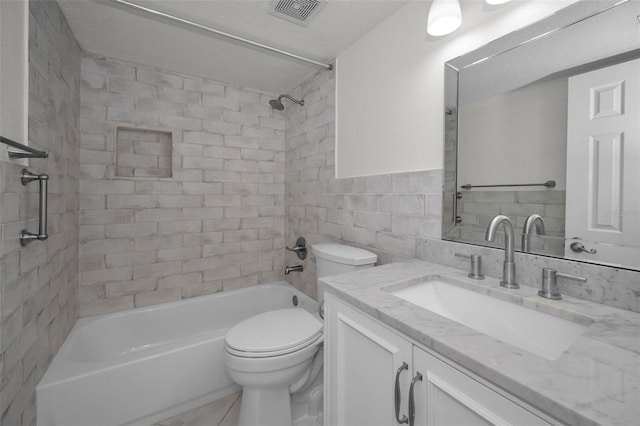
311;244;377;266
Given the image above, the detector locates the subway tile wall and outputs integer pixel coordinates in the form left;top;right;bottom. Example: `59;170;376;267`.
0;1;81;424
283;69;443;298
78;54;286;317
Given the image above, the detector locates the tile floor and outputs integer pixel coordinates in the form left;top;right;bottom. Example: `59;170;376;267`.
155;392;241;426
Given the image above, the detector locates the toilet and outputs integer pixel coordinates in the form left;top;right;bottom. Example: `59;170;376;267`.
224;243;377;426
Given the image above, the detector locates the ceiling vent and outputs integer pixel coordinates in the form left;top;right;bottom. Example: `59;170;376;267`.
268;0;325;27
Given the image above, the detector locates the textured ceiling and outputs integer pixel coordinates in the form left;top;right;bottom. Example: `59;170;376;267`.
57;0;410;94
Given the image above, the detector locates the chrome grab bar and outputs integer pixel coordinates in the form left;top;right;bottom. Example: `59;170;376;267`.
408;372;423;426
20;168;49;246
461;180;556;190
394;362;409;424
1;135;48;159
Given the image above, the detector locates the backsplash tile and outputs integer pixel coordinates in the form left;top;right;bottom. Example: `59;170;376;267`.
418;238;640;313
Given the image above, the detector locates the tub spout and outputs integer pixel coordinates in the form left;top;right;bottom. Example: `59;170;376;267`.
285;265;303;275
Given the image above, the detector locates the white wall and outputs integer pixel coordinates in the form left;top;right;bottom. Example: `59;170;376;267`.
0;0;28;159
458;77;568;190
336;0;579;178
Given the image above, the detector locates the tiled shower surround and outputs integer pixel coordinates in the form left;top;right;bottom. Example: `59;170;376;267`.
1;1;80;424
78;54;286;316
78;58;444;314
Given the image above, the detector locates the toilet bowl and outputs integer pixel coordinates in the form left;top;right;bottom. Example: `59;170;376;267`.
224;308;323;426
224;243;377;426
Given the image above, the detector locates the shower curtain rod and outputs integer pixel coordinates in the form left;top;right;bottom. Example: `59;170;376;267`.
110;0;334;70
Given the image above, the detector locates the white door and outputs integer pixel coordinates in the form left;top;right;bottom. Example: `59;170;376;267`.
412;347;552;426
324;294;413;426
565;58;640;267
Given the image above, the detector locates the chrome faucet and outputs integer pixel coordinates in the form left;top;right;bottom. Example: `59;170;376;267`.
485;215;519;289
285;265;303;275
521;214;545;253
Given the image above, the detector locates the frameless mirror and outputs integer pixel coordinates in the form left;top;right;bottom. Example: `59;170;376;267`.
442;0;640;271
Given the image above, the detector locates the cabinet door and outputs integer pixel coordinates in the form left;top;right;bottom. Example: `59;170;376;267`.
412;347;554;426
325;293;413;426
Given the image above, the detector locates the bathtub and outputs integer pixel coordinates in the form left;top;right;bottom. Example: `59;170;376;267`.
36;282;318;426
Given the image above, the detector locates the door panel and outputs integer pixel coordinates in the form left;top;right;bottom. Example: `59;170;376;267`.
325;294;412;426
413;347;551;426
566;58;640;267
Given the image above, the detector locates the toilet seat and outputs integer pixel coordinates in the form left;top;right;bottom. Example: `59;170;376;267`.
226;333;323;359
225;308;323;358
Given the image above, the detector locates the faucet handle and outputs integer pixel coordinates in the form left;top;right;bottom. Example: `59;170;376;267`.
454;253;485;280
286;237;307;259
539;268;587;300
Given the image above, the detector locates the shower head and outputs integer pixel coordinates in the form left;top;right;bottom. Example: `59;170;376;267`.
269;98;285;110
269;94;304;110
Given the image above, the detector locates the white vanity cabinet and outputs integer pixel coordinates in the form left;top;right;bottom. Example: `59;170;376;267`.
324;293;558;426
324;292;413;425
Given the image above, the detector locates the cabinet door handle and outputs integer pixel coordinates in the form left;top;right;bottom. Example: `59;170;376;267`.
408;372;423;426
394;362;409;424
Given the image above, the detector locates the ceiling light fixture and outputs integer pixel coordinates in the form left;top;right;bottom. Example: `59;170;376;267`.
427;0;462;37
485;0;512;5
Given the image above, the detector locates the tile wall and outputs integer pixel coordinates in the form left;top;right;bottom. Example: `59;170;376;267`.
283;69;443;298
78;54;286;317
0;1;81;424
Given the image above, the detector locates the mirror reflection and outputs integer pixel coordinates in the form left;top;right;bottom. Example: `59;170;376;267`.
443;0;640;270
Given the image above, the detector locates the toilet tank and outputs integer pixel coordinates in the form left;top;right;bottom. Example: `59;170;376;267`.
312;244;377;278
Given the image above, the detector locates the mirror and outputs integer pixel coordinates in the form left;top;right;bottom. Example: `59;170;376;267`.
442;0;640;271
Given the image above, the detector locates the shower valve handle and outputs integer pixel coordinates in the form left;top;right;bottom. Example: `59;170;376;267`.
286;237;307;259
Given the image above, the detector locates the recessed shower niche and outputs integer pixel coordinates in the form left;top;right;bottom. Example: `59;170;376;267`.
116;127;172;178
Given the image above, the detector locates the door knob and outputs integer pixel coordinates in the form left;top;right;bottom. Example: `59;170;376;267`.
570;241;597;254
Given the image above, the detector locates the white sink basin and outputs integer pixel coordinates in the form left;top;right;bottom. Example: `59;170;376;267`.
389;277;593;360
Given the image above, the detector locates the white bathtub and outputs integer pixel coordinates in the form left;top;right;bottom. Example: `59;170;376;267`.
36;282;318;426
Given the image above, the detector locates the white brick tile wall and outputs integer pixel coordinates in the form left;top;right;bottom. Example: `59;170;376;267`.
1;2;80;424
78;54;285;316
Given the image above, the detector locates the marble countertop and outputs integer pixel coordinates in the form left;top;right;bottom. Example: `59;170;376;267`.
319;260;640;426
